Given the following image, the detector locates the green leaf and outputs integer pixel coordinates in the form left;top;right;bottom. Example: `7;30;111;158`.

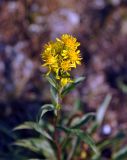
46;76;57;89
113;146;127;160
67;137;80;160
96;94;112;125
74;76;85;83
70;113;96;129
117;76;127;93
87;122;99;134
14;138;57;160
50;85;59;110
61;76;85;96
97;131;126;150
50;85;57;102
38;104;54;123
74;99;82;110
91;154;101;160
58;126;98;153
14;122;53;141
75;130;98;154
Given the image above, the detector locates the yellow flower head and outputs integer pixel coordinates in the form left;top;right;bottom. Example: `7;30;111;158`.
60;60;71;72
61;34;80;50
41;34;82;86
60;78;73;87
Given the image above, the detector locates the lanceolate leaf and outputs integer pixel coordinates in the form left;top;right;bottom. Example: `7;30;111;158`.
74;130;98;154
113;146;127;160
96;94;112;125
46;76;57;89
73;76;85;84
14;122;53;141
117;76;127;93
67;137;80;160
61;76;85;96
58;126;98;153
70;113;96;129
38;104;54;123
91;154;101;160
50;85;59;109
14;138;57;160
50;85;58;102
97;131;126;150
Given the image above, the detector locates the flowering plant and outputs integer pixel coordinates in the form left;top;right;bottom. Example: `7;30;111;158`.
41;34;82;110
13;34;127;160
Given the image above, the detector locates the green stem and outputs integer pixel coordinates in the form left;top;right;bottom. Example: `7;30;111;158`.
61;134;71;150
67;137;79;160
56;85;62;110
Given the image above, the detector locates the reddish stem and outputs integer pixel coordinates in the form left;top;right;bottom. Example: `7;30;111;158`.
54;111;61;160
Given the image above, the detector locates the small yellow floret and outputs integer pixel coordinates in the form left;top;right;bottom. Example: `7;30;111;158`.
60;78;73;87
60;60;71;72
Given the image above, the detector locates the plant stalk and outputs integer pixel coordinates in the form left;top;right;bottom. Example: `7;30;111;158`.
54;86;62;160
54;110;61;160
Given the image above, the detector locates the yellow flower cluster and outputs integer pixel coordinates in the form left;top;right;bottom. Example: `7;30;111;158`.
41;34;82;87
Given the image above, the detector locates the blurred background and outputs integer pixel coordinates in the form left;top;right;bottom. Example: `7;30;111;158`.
0;0;127;159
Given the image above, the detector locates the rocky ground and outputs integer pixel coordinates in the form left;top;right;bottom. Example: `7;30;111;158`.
0;0;127;159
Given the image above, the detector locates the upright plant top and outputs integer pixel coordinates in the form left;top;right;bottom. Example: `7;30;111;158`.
41;34;82;87
14;34;104;160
